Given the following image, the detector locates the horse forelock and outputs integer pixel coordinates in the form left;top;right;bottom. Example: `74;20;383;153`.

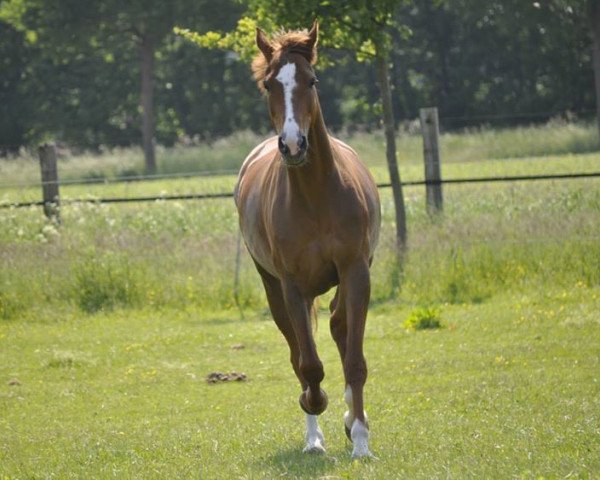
252;29;318;91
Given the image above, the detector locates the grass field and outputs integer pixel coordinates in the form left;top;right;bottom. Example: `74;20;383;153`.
1;289;599;478
1;122;600;478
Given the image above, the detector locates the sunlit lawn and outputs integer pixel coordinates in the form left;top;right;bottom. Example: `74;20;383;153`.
1;286;599;478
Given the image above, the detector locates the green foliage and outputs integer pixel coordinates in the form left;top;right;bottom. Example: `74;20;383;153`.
392;0;594;122
174;16;266;62
0;0;28;30
0;0;596;150
238;0;410;58
0;0;252;150
175;0;411;71
404;306;442;330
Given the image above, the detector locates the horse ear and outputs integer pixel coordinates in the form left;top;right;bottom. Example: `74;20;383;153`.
256;28;274;62
307;20;319;51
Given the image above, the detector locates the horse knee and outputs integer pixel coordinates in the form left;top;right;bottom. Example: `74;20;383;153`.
299;359;327;415
300;358;324;386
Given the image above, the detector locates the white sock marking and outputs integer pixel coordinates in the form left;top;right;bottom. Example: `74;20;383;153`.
344;385;354;431
344;385;372;458
303;414;326;453
351;419;372;458
275;62;301;155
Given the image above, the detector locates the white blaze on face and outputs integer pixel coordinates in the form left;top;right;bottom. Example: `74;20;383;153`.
275;62;301;155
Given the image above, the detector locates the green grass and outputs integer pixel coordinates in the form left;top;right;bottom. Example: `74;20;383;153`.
1;287;599;478
1;123;600;477
1;176;599;315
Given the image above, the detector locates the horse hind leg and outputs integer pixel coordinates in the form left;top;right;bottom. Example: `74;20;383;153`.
330;287;371;456
344;385;371;458
329;288;353;440
334;262;373;459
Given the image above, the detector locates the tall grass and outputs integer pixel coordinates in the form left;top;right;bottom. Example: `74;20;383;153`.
1;173;598;318
1;122;599;318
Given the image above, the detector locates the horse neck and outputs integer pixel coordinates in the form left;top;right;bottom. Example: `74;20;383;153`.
287;97;336;195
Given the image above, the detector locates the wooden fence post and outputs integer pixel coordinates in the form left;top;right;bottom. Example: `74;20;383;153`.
419;107;443;214
38;143;60;222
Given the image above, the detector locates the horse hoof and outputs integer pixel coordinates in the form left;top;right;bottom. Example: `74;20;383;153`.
351;449;377;460
303;443;326;454
349;419;373;459
299;388;328;415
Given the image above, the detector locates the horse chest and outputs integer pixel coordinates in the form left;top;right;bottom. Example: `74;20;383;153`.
271;211;362;288
277;234;339;294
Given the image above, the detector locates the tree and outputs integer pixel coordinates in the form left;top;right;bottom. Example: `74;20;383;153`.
2;1;595;158
0;20;31;154
390;0;593;126
1;0;239;172
587;0;600;136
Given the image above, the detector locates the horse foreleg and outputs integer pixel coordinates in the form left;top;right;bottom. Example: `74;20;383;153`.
257;266;327;453
338;261;373;458
282;281;328;417
303;414;326;453
255;262;304;387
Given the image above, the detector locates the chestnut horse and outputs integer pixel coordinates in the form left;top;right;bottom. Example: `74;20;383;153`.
234;21;381;458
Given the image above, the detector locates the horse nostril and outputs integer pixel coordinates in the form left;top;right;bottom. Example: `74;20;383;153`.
278;136;290;155
299;135;308;152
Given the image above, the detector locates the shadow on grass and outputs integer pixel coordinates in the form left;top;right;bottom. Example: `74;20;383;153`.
183;311;271;327
262;444;349;478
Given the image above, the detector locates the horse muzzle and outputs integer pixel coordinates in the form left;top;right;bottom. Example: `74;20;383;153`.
279;134;308;166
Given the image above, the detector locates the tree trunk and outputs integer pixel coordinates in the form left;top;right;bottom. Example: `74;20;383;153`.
376;54;407;296
589;0;600;138
140;34;156;174
376;55;407;252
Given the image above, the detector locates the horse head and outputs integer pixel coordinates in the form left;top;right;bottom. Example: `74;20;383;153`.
253;21;319;166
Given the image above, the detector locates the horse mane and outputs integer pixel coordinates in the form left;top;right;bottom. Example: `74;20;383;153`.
252;29;318;91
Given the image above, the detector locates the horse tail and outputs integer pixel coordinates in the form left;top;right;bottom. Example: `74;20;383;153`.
310;299;319;332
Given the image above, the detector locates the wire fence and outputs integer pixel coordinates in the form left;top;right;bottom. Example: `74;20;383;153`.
2;107;599;214
2;171;600;210
0;169;240;190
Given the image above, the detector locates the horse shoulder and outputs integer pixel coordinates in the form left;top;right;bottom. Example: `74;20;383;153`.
235;136;279;204
329;137;377;199
331;137;359;159
235;137;282;277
